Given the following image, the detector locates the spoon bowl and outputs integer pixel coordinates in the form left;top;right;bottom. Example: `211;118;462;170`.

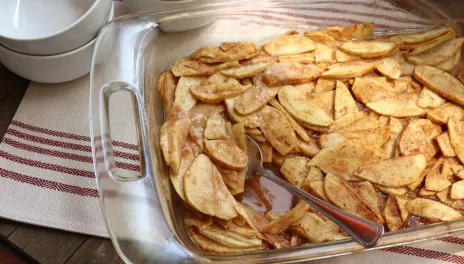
244;135;384;248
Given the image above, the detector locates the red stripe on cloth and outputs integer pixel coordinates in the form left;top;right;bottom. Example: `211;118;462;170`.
0;168;98;198
219;16;406;30
8;128;91;152
267;0;407;12
438;236;464;245
383;246;464;264
217;17;316;31
3;137;91;162
2;137;140;172
237;9;429;26
11;120;90;141
6;128;139;161
0;151;95;178
10;120;139;151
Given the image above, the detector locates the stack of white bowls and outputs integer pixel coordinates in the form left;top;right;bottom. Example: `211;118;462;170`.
0;0;113;83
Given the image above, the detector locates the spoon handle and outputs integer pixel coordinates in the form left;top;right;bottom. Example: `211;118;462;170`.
261;169;384;248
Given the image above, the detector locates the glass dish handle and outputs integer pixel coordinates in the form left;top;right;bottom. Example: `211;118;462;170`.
92;83;194;264
90;18;195;263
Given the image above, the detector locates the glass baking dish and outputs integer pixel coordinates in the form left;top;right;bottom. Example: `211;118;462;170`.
89;1;464;263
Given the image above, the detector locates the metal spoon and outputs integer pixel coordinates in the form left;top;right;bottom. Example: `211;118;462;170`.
245;136;384;248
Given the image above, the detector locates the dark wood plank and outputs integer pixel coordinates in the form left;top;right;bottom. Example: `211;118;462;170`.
0;219;19;237
8;224;87;264
0;73;28;140
0;64;28;102
66;237;123;264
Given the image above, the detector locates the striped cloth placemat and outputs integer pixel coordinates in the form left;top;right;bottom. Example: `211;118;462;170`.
1;0;463;263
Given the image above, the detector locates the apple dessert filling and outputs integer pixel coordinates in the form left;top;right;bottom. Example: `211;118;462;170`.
158;22;464;254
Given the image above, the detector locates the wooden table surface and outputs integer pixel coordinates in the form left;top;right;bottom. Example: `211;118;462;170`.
0;64;124;263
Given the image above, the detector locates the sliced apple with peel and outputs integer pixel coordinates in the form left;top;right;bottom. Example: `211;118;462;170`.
375;185;408;196
224;96;262;128
304;31;340;48
184;154;237;220
406;38;463;65
435;49;461;72
336;115;379;132
318;133;347;149
169;140;198;202
308;139;383;181
294;82;315;97
280;156;310;187
190;80;251;104
406;198;462;221
220;61;273;78
414;65;464;107
436;133;456;158
403;30;455;56
399;119;442;160
340;40;397;59
278;52;315;64
291;213;335;243
383;195;404;231
388;28;453;45
217;166;246;195
234;77;279;115
450;181;464;200
315;43;334;63
366;91;428;117
263;61;325;86
268;99;311;142
393;76;412;93
159;117;191;175
352;77;395;104
324;173;385;224
188;229;264;254
321;61;375;79
264;35;316;56
407;157;441;191
334;81;358;119
278;86;333;127
448;117;464;164
204;114;229;140
303;180;328;201
308;90;335;119
353;181;383;216
427;102;464;125
204;139;248;169
436;187;464;211
335;49;361;63
375;53;403;79
171;58;239;77
416;87;446;109
157;72;176;113
354;154;427;187
424;168;451;192
173;76;202;113
324;22;374;41
192;42;260;63
261;202;310;233
260;105;297;155
314;79;336;93
339;126;390;147
231;122;247;152
295;137;320;157
198;224;263;249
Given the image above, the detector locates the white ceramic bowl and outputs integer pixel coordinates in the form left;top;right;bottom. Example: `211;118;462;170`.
0;0;112;56
0;3;114;83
